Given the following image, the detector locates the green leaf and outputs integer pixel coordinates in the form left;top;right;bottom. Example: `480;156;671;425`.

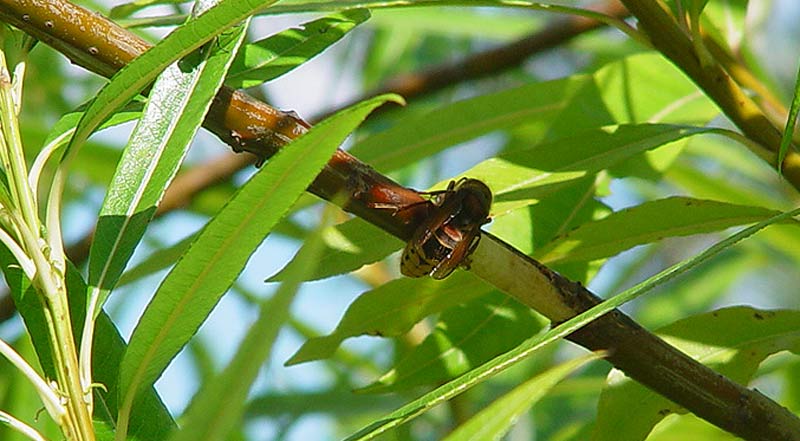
65;0;279;164
465;124;714;215
368;8;543;40
166;207;331;441
595;52;717;124
695;0;749;47
225;9;370;89
443;353;602;441
117;93;402;431
634;252;761;329
536;197;790;265
593;307;800;441
92;313;176;441
286;271;492;365
116;233;197;288
490;177;608;282
268;217;402;282
362;292;546;393
348;76;599;172
41;99;145;149
87;7;249;320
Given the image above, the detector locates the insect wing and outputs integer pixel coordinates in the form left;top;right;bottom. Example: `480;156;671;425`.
429;225;481;280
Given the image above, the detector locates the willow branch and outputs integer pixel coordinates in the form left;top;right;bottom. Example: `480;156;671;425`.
0;1;798;440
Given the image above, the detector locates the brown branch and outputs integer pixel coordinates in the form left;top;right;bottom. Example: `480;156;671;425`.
0;1;798;440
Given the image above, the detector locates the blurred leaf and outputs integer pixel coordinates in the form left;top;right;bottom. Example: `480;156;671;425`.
0;335;60;441
110;0;188;19
490;177;608;282
116;233;197;288
118;93;402;427
349;76;598;172
362;292;546;393
286;272;493;365
697;0;749;47
443;352;602;441
368;8;542;40
635;251;761;328
595;52;717;124
268;217;402;282
648;413;737;441
536;197;790;265
593;307;800;441
465;124;714;214
226;10;369;89
167;204;331;441
41;98;144;148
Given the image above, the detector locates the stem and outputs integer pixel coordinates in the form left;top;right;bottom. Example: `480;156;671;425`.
0;338;63;421
17;213;94;440
0;29;92;441
0;51;38;235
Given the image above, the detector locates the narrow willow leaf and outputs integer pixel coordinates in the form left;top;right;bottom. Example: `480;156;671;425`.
286;272;492;365
87;7;249;323
65;0;278;163
83;13;250;416
40;99;144;148
443;352;603;441
344;207;800;441
226;9;370;89
362;292;546;393
536;197;790;265
117;93;402;430
593;307;800;441
166;210;330;441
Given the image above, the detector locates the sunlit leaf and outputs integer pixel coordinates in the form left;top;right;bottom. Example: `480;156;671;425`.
226;10;370;89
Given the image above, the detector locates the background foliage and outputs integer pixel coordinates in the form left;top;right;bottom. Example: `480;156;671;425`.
0;0;799;440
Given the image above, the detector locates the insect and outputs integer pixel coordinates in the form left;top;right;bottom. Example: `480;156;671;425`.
400;178;492;279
